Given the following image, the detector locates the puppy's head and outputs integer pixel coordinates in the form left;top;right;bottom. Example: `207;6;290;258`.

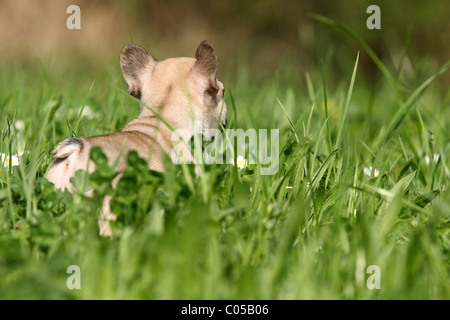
120;41;227;140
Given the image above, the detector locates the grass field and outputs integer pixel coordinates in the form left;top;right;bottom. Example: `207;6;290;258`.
0;22;449;299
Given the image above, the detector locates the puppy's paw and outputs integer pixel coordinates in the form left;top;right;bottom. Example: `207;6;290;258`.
98;218;113;237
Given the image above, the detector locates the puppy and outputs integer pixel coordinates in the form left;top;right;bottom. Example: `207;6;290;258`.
46;41;227;236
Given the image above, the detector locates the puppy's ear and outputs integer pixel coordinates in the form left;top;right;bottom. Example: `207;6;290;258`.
192;41;219;95
120;45;156;99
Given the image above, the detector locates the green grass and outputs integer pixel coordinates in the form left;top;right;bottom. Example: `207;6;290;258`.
0;32;449;299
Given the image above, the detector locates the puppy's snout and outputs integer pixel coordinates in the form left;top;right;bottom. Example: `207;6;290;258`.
220;118;227;132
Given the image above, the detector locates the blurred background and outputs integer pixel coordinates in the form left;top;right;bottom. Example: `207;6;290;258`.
0;0;448;85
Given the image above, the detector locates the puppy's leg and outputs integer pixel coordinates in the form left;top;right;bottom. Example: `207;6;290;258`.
97;173;122;236
98;195;117;237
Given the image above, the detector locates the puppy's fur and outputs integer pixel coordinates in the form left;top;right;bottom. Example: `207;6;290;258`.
46;41;227;236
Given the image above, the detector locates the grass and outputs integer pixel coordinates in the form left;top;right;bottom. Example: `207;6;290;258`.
0;28;449;299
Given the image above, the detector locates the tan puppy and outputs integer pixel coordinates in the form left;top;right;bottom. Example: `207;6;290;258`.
46;41;227;236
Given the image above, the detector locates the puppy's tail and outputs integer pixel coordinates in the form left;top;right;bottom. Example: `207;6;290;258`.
51;138;84;163
47;138;85;191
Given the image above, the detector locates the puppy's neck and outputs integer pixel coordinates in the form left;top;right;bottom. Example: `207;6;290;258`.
122;113;194;153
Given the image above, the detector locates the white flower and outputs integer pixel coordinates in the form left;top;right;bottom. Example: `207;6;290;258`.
364;166;379;177
236;156;247;169
1;153;21;172
424;154;439;165
14;120;25;131
78;105;95;119
231;156;247;169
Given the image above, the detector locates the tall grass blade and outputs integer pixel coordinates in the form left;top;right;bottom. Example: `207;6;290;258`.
310;14;400;103
335;52;359;149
